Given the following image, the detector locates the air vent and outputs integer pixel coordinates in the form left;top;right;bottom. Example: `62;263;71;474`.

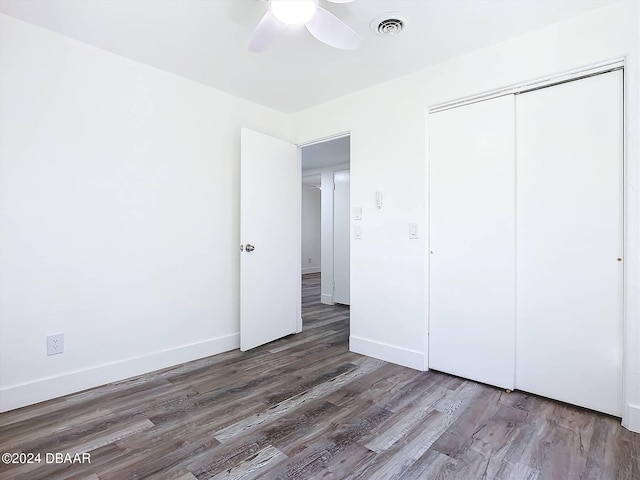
370;13;408;37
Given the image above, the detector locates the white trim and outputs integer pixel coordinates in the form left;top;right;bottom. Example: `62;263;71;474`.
296;131;350;148
424;111;432;372
624;403;640;433
320;293;334;305
0;334;240;413
350;336;425;371
429;58;625;114
296;146;303;334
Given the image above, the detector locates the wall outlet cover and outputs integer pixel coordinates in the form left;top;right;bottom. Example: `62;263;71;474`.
47;334;64;356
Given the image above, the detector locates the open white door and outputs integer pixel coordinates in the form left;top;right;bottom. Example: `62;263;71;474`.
240;128;300;351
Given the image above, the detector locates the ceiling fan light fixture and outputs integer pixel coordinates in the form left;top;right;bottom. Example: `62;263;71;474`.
271;0;318;26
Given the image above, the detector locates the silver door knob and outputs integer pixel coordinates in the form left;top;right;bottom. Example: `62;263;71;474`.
245;244;255;252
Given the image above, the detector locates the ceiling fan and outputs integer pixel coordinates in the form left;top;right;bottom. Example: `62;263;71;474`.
249;0;362;52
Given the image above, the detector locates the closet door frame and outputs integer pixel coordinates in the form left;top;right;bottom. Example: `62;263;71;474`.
426;58;635;428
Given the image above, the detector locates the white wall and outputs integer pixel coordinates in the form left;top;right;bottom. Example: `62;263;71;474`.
290;1;640;432
301;184;321;274
0;14;290;412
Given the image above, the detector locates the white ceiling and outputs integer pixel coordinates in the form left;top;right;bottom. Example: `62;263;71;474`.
0;0;615;113
302;135;350;171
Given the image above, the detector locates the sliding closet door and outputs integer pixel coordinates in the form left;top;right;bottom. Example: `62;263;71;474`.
516;71;623;416
429;95;515;389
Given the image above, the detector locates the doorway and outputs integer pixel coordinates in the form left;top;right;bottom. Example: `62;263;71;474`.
239;128;350;350
300;135;350;328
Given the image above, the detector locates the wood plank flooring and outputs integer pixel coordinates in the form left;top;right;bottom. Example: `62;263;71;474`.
1;272;638;479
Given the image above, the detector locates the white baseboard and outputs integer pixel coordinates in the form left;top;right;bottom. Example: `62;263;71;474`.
624;403;640;433
349;335;425;371
320;294;334;305
0;333;240;413
302;267;321;274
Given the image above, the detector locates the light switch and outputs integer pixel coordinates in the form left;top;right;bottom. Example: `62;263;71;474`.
354;225;363;239
409;223;419;239
354;207;362;220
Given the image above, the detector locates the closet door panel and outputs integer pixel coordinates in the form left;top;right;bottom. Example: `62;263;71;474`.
515;71;623;416
429;95;516;389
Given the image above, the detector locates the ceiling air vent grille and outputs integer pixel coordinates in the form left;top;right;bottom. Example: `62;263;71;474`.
371;13;408;37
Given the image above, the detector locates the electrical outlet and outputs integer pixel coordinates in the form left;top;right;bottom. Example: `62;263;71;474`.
47;334;64;356
308;258;312;264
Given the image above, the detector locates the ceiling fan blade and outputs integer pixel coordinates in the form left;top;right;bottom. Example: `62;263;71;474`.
305;7;362;50
248;10;283;52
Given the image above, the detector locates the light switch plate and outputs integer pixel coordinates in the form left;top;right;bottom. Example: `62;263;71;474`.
409;223;419;239
354;207;362;220
354;225;363;239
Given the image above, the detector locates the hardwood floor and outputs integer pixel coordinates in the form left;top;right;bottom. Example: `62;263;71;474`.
1;272;638;479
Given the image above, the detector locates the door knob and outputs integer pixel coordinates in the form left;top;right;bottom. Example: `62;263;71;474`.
245;244;255;252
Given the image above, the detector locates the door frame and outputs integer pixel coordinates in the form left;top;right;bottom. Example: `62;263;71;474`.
296;131;351;333
426;57;638;430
